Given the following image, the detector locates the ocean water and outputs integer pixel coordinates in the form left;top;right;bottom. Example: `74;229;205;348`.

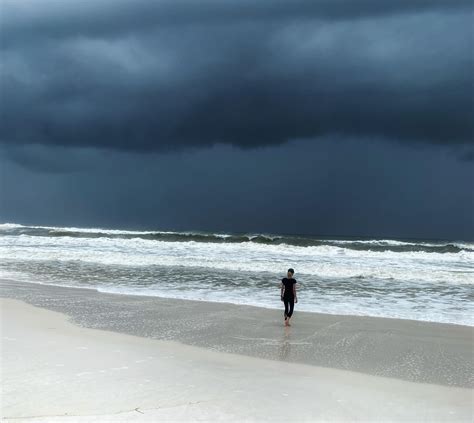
0;222;472;326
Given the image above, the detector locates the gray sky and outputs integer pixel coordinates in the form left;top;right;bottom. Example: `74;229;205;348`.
0;0;473;239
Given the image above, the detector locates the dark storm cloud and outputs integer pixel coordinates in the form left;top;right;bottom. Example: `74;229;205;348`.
1;144;98;174
1;139;473;239
2;0;472;42
459;150;474;162
0;0;473;153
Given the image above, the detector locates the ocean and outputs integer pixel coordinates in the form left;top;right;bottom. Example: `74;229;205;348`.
0;222;472;326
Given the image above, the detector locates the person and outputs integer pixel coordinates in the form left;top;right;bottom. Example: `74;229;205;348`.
280;268;297;326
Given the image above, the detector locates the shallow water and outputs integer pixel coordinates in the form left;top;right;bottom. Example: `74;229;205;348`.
1;222;472;325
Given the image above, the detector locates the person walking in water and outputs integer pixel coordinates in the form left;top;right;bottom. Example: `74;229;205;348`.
280;268;297;326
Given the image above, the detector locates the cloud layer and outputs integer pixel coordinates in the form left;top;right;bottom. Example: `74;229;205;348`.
1;0;473;153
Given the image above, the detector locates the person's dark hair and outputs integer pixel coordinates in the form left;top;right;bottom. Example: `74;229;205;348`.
288;268;294;274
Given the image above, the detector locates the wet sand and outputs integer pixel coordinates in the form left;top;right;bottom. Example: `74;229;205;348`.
1;278;472;387
1;278;473;421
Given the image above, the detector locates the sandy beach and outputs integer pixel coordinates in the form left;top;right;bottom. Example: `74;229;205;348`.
2;0;473;420
1;278;473;421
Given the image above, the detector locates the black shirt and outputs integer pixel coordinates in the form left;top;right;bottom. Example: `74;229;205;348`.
281;277;297;299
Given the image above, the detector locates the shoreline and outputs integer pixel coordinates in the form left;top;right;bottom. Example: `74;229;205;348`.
1;277;473;389
2;277;472;329
2;297;473;421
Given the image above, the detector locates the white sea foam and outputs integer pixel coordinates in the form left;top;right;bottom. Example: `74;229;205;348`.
1;223;472;326
94;284;473;326
0;222;178;235
0;233;472;284
0;223;234;240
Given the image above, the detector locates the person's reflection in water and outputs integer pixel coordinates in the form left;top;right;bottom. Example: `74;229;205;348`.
278;326;291;360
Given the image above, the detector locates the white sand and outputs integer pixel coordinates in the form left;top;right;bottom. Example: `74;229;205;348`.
1;298;472;422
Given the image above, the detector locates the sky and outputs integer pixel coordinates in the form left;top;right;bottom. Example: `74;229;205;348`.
0;0;473;239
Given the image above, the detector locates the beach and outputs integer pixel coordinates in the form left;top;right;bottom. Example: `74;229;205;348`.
1;278;473;421
2;0;473;419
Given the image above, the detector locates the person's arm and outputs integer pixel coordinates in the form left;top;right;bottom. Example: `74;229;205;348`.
280;281;285;300
293;282;297;303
